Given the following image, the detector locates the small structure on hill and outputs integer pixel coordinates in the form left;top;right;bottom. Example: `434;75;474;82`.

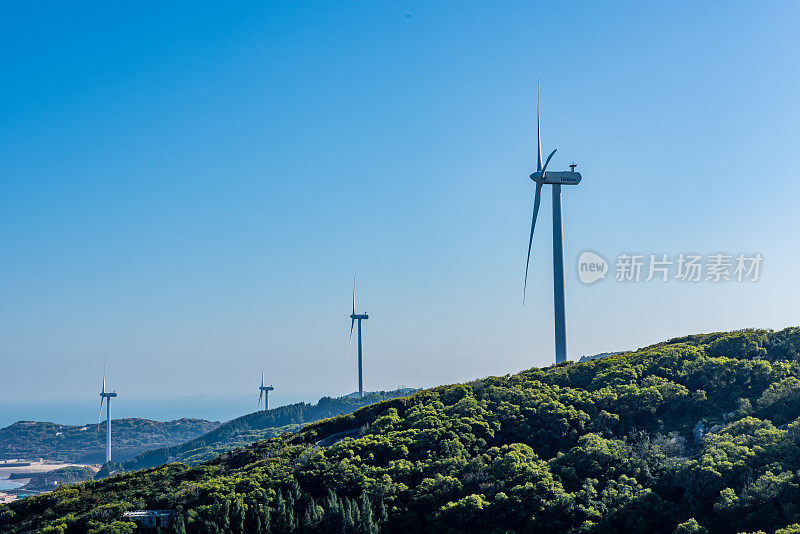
123;510;174;528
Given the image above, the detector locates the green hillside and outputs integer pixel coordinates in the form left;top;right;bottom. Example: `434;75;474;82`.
0;418;220;464
3;328;800;534
114;389;418;473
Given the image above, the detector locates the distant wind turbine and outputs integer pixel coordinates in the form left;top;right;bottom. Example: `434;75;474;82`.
258;364;274;411
98;361;117;464
523;83;583;364
349;275;369;398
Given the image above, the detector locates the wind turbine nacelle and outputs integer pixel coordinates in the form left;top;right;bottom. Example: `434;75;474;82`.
530;171;582;185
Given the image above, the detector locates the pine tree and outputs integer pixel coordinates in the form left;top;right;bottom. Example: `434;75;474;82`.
301;497;323;533
209;499;230;533
244;500;260;533
262;503;272;534
230;498;246;533
173;514;187;534
344;497;356;533
275;492;289;533
378;499;388;527
359;493;378;534
286;492;297;532
322;490;345;533
221;498;232;532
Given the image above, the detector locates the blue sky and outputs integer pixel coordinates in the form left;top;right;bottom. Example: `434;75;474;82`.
1;2;799;423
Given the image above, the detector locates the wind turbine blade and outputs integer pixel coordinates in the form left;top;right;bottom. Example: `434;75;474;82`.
258;389;263;406
523;182;543;303
348;319;355;359
97;397;103;441
537;81;542;172
348;274;356;359
542;148;557;176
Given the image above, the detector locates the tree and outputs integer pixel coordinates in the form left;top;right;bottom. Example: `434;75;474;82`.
757;377;800;424
673;518;709;534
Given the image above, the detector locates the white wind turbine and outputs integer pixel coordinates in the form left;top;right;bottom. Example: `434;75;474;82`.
98;361;117;464
258;363;274;411
523;83;583;364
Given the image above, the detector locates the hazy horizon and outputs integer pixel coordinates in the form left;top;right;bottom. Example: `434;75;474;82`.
0;390;399;428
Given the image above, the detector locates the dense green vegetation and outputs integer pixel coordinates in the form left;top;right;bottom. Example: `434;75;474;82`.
0;419;220;464
3;328;800;533
116;390;418;473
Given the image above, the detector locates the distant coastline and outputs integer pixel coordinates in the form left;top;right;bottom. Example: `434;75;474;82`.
0;460;91;503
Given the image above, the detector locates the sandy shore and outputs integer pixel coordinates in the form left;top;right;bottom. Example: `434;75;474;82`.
0;460;94;503
0;459;84;479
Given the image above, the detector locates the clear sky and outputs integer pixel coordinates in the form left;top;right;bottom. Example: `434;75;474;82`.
1;2;799;423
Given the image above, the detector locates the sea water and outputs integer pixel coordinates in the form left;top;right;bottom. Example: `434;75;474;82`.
0;478;24;490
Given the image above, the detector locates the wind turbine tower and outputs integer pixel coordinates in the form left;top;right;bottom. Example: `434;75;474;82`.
349;276;369;398
98;364;117;464
258;368;275;411
523;84;583;364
